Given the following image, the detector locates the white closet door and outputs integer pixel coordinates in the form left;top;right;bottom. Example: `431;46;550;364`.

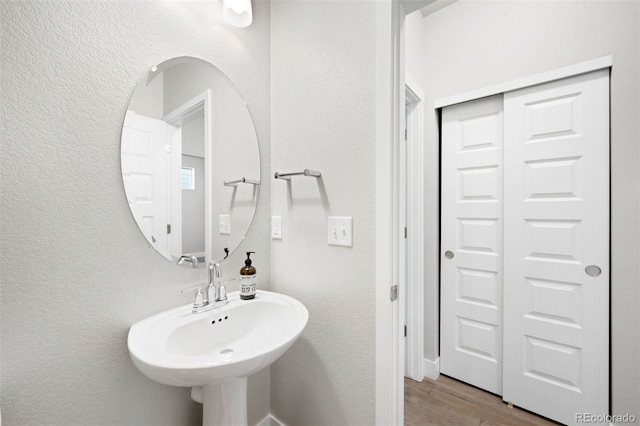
502;70;610;425
440;95;504;395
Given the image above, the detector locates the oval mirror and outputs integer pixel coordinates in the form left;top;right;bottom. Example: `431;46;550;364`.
120;57;260;266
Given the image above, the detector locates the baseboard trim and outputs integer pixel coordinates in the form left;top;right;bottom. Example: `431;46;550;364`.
256;413;286;426
422;357;440;380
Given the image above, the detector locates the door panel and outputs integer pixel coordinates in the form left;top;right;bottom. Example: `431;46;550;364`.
440;95;504;395
121;111;172;260
502;70;610;425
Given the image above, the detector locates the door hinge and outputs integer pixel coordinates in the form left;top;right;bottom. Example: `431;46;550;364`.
404;227;407;239
404;128;407;141
390;284;398;302
404;325;407;337
167;224;171;234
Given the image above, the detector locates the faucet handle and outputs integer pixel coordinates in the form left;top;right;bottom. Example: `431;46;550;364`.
181;285;202;293
182;286;206;307
217;279;236;302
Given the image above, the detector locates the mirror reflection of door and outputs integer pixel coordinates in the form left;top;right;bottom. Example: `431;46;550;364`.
123;94;209;263
121;111;176;260
179;109;206;261
121;57;261;266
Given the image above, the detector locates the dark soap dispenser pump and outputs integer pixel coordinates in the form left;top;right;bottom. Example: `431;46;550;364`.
240;251;257;300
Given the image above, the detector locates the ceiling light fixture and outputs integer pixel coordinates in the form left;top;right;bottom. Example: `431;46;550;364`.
222;0;252;27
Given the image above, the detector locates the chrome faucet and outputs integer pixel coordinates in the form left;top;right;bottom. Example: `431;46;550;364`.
177;255;198;269
181;262;232;314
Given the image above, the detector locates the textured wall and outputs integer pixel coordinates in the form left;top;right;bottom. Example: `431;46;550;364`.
406;0;640;419
0;1;271;425
270;1;377;424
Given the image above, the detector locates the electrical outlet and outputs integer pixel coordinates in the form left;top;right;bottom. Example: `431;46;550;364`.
271;216;282;240
328;216;352;247
219;214;231;235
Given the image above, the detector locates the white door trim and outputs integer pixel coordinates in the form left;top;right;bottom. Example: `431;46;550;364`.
167;123;183;260
375;0;405;424
434;55;612;109
405;74;425;382
406;74;425;103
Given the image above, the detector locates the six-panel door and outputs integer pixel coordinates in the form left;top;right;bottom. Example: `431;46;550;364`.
502;70;609;425
440;95;504;395
440;70;610;425
121;111;173;260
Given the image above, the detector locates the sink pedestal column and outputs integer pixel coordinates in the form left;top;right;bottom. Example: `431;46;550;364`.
201;378;248;426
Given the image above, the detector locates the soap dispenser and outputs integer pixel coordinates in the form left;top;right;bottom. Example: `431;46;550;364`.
240;251;257;300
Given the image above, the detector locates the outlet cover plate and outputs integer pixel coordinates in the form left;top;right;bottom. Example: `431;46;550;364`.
328;216;352;247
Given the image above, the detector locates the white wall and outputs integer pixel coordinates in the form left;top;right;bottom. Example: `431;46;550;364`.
270;1;377;424
406;0;639;419
0;1;271;424
128;72;164;119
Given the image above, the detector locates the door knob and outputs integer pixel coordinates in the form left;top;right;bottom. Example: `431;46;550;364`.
445;250;454;259
585;265;602;277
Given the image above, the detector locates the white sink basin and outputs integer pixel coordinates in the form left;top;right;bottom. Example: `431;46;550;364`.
128;290;308;425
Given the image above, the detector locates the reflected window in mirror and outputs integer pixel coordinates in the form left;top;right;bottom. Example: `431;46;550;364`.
120;57;260;267
181;167;195;190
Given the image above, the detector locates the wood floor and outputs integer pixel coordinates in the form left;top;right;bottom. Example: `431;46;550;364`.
404;375;561;426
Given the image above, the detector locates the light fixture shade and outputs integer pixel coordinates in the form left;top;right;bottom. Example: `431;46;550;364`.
223;0;252;28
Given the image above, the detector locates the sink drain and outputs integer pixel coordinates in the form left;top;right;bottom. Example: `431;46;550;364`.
221;348;234;354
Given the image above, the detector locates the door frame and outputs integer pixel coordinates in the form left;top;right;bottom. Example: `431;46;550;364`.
375;2;434;423
405;74;425;382
164;90;213;263
374;0;406;424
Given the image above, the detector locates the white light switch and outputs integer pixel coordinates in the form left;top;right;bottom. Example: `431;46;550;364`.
271;216;282;240
219;214;231;235
328;216;352;247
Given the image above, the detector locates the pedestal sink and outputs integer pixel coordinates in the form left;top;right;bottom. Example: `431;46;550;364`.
128;290;308;426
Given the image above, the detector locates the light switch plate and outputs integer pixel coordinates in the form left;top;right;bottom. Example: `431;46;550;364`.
219;214;231;235
328;216;352;247
271;216;282;240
